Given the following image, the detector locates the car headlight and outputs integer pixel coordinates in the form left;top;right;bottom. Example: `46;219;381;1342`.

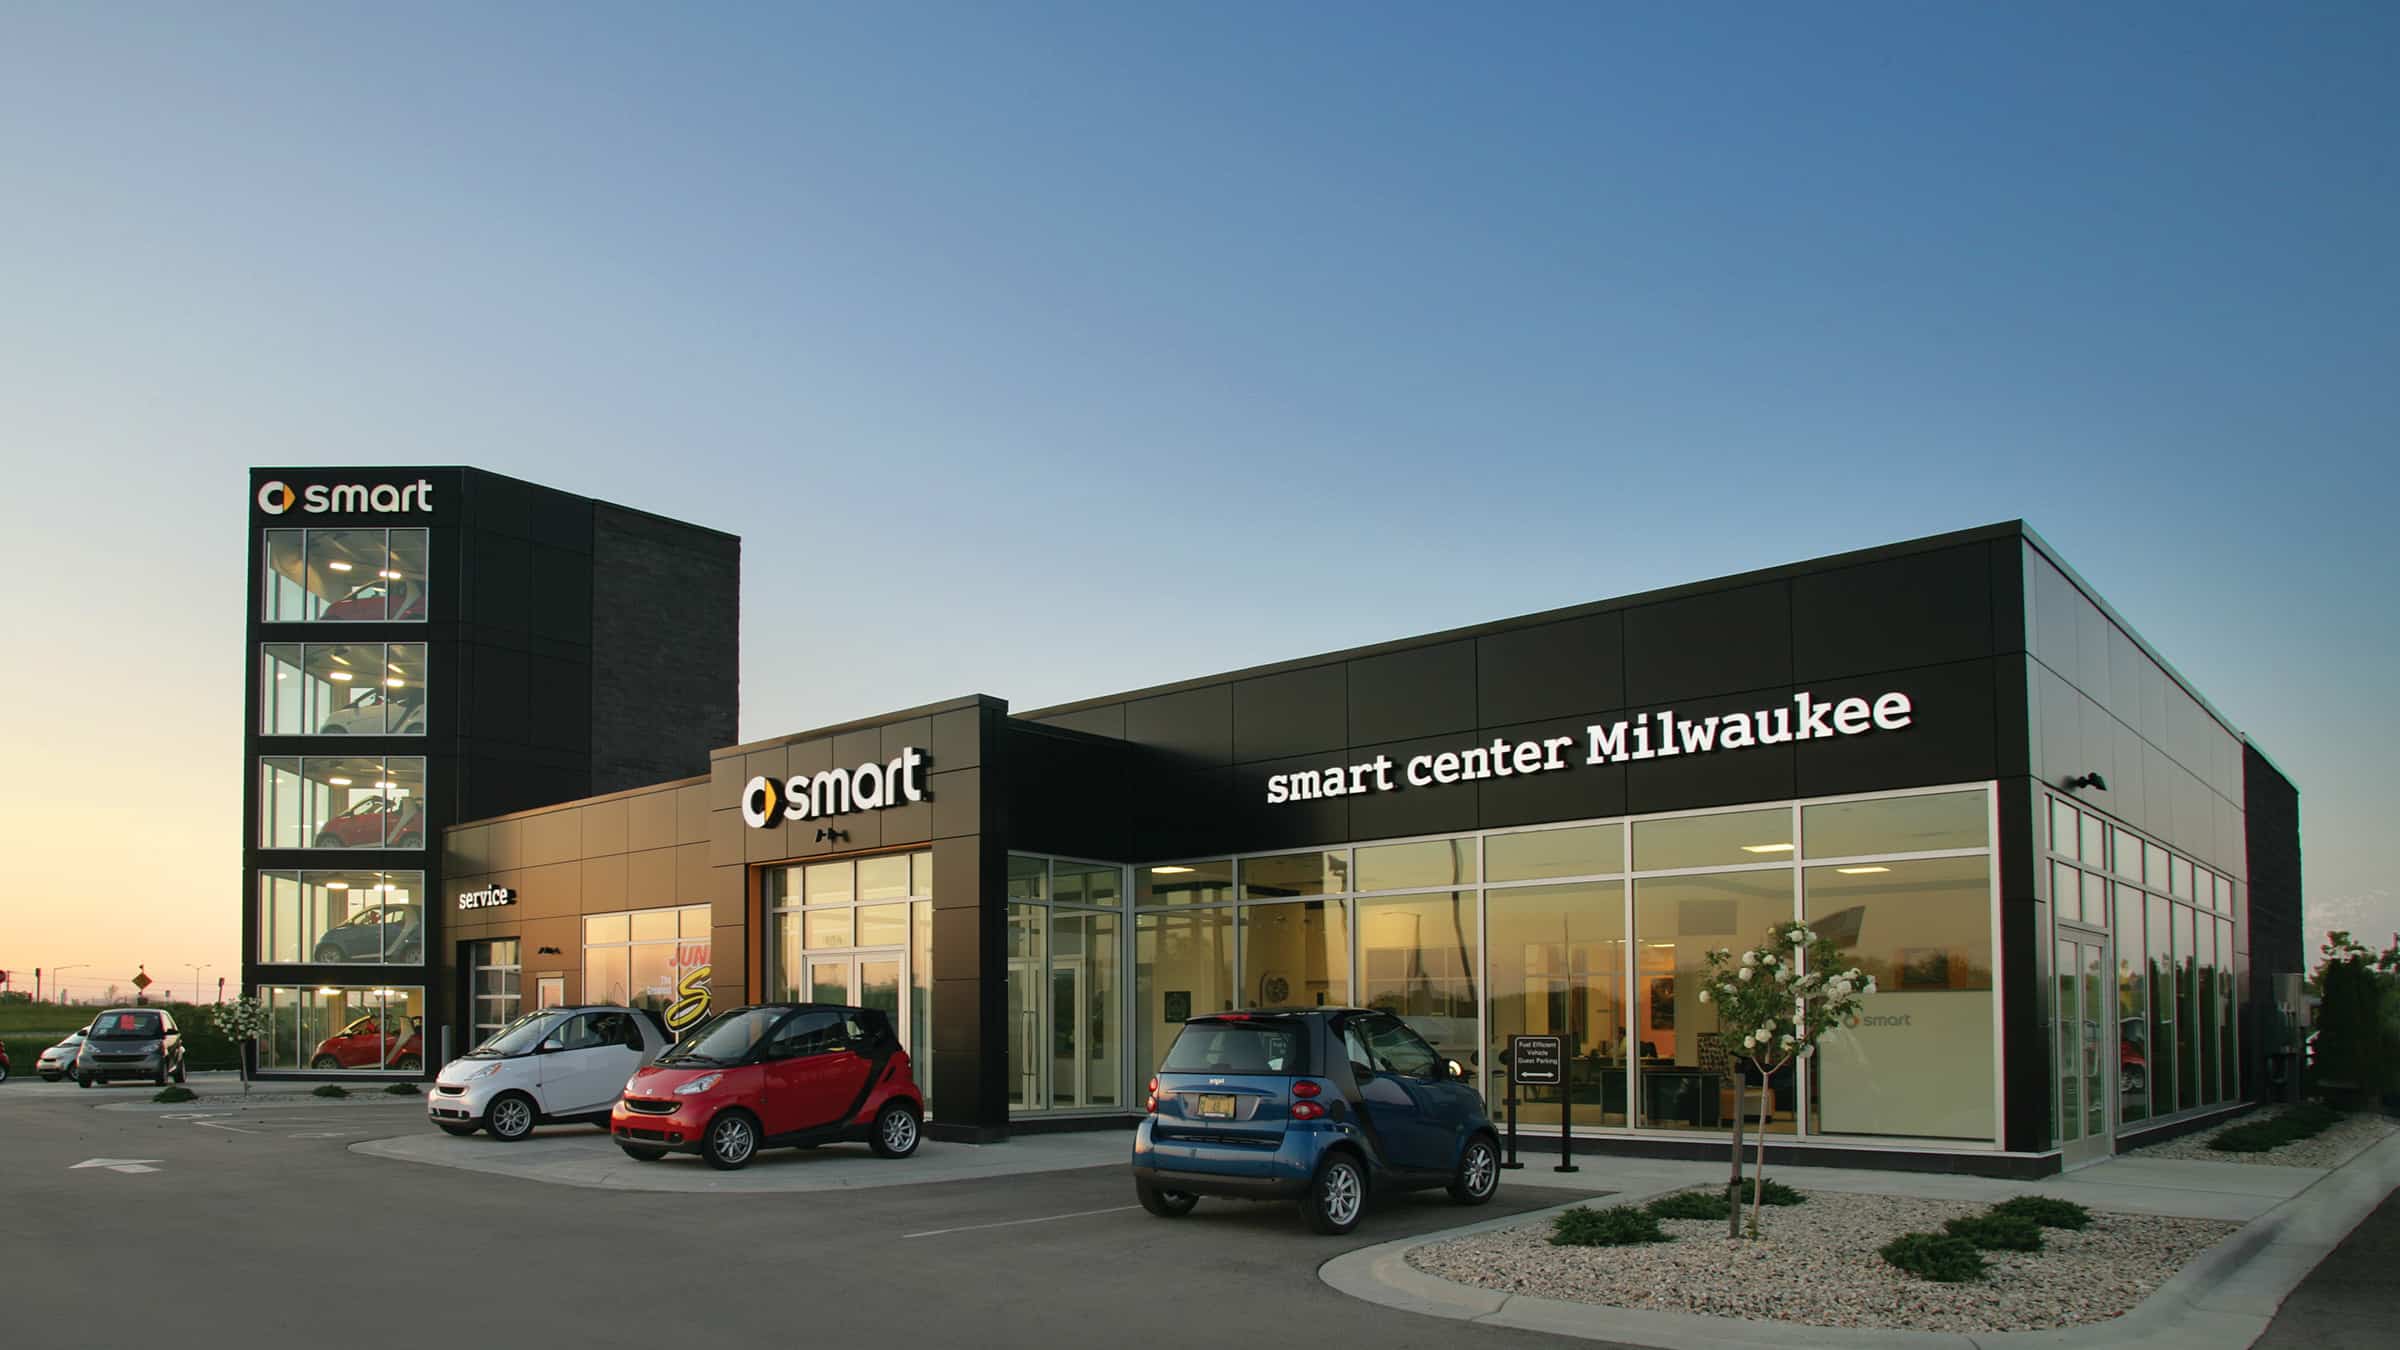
671;1073;722;1096
460;1061;505;1081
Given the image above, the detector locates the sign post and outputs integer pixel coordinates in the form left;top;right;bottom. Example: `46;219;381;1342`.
1507;1034;1566;1174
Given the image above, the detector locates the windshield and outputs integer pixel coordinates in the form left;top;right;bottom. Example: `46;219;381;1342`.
1162;1018;1311;1075
657;1008;784;1065
467;1011;561;1058
91;1011;164;1039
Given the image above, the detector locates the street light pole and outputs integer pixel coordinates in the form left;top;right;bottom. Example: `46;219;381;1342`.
52;964;90;1005
188;964;214;1009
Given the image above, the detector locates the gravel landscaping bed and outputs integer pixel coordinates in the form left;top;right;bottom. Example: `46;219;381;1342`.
2128;1108;2395;1168
1408;1189;2237;1332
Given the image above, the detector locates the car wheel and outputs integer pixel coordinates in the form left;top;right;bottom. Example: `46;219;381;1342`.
1448;1134;1499;1205
870;1100;922;1159
437;1122;479;1137
311;1055;342;1070
485;1092;538;1142
154;1064;169;1087
41;1073;62;1083
1136;1179;1199;1217
0;1062;9;1084
702;1110;759;1170
619;1144;669;1162
312;944;342;963
393;1055;421;1072
78;1073;94;1089
172;1059;187;1085
1303;1154;1368;1235
313;831;342;849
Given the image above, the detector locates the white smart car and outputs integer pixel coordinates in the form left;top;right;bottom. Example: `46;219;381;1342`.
429;1006;670;1141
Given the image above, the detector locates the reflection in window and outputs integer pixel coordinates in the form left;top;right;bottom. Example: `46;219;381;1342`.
1486;825;1621;883
257;756;427;849
1356;891;1477;1070
253;985;426;1072
1803;857;1994;1140
1049;910;1122;1108
1241;851;1349;899
1803;792;1986;860
582;904;710;1018
260;642;426;735
1136;860;1234;906
1053;860;1121;906
1354;839;1476;892
262;529;429;622
258;870;426;964
2115;885;2149;1124
1136;907;1233;1075
1632;870;1795;1134
1487;882;1626;1125
1634;808;1791;872
1238;901;1348;1009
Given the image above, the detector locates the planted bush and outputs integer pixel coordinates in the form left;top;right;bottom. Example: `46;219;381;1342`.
2208;1104;2344;1153
1880;1231;1988;1283
1943;1213;2045;1251
312;1084;349;1099
1724;1177;1804;1207
1647;1189;1732;1220
1552;1204;1672;1247
153;1085;198;1104
384;1083;419;1096
1989;1195;2091;1231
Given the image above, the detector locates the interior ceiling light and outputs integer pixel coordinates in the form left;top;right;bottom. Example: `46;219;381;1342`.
329;654;351;665
1836;866;1891;875
374;780;396;789
379;569;401;580
324;880;349;890
1151;865;1195;875
329;671;353;681
316;987;340;995
327;560;353;572
327;777;352;786
385;677;405;687
1740;843;1795;854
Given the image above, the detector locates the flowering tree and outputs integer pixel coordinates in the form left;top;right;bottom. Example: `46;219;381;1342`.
211;996;272;1094
1697;922;1876;1238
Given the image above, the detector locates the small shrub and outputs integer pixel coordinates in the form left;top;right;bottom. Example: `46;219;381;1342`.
2209;1104;2344;1152
1647;1189;1732;1220
1880;1231;1988;1283
1944;1213;2045;1251
153;1086;198;1104
1725;1177;1805;1207
1552;1204;1672;1247
384;1083;419;1096
312;1084;349;1099
1989;1195;2091;1231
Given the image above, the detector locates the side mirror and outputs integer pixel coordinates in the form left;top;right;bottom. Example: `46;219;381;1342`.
1445;1059;1467;1081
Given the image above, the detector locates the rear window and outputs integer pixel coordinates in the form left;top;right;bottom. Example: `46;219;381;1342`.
1161;1019;1311;1075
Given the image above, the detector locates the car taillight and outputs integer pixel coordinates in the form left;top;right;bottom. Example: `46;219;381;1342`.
1291;1079;1322;1099
1291;1101;1326;1121
1146;1076;1158;1114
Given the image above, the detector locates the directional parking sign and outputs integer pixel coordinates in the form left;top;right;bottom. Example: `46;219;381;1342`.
1509;1034;1564;1085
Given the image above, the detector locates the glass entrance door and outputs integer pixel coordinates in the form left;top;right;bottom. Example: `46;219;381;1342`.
2056;934;2111;1167
804;949;909;1053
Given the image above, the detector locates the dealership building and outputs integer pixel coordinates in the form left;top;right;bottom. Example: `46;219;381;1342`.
244;469;2301;1174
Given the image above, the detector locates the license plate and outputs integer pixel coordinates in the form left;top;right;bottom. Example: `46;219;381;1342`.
1196;1093;1237;1119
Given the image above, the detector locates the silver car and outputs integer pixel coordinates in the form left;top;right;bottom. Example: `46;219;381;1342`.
37;1028;90;1081
75;1008;187;1087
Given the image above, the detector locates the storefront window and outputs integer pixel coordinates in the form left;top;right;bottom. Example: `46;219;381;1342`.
257;869;425;964
2148;893;2176;1115
257;755;427;849
2176;906;2200;1106
2195;919;2219;1105
1006;854;1050;903
583;905;710;1022
1356;891;1477;1070
1354;838;1476;892
1241;851;1348;899
2217;917;2237;1104
1633;870;1795;1134
1486;825;1621;883
1049;910;1122;1108
1136;860;1234;906
1238;900;1348;1009
1634;808;1791;872
260;642;427;736
262;528;429;622
1006;902;1045;1108
1137;906;1233;1075
2116;884;2149;1124
1803;856;1994;1140
470;941;521;1046
1487;881;1627;1125
1802;791;1985;860
766;851;933;1082
254;984;426;1072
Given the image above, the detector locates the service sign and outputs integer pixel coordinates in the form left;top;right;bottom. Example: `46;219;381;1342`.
457;886;516;912
1509;1034;1565;1085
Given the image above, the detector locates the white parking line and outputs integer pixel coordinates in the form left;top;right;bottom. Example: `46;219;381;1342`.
902;1205;1138;1239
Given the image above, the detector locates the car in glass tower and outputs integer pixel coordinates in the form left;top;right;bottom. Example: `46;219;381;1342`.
1131;1008;1500;1235
317;687;427;736
429;1007;671;1140
36;1026;91;1081
310;904;423;964
612;1003;924;1170
310;1011;424;1071
74;1008;187;1088
313;797;425;849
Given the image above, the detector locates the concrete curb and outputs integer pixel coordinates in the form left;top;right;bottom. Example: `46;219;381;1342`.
1319;1130;2400;1350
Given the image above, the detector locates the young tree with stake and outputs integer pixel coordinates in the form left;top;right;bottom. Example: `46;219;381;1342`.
1698;922;1876;1238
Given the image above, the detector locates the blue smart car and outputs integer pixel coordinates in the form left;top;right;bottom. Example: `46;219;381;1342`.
1130;1008;1499;1234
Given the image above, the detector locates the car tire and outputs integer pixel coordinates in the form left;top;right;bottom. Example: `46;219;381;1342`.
313;831;342;849
172;1059;187;1085
154;1064;169;1087
1136;1179;1199;1217
393;1055;421;1072
41;1073;62;1083
1302;1154;1368;1235
869;1100;922;1159
1448;1133;1500;1205
312;944;343;963
0;1062;9;1084
485;1091;538;1142
78;1072;95;1089
701;1110;759;1170
311;1055;342;1070
437;1122;479;1137
619;1144;669;1163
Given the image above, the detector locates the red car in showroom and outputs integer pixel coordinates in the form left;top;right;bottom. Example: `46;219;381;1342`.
312;1012;424;1071
313;797;425;850
611;1003;923;1170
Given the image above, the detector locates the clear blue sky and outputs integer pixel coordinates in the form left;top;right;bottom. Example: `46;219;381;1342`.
1;4;2393;995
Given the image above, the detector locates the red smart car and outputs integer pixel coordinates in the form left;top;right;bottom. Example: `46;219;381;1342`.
311;1012;424;1071
612;1003;923;1170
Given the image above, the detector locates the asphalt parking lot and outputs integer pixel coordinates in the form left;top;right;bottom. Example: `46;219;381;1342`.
2;1085;1608;1350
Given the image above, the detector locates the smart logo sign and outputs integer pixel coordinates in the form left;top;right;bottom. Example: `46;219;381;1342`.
742;747;930;828
256;478;435;515
1266;690;1916;804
